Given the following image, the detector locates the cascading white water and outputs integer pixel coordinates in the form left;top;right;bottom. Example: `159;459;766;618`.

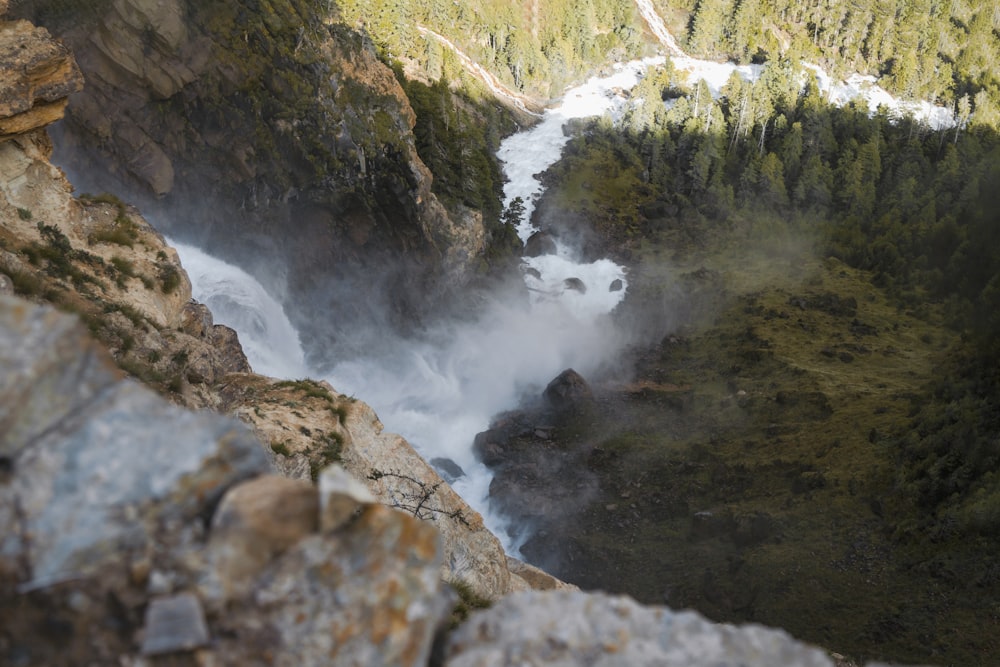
324;66;666;551
172;65;656;554
633;0;955;128
168;239;308;380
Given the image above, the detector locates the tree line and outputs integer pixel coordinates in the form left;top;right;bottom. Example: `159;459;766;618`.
663;0;999;113
544;56;1000;538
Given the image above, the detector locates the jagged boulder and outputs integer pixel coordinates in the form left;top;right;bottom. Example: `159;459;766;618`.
444;590;839;667
0;296;451;666
524;230;557;257
543;367;593;411
215;373;538;601
0;19;83;138
341;400;520;600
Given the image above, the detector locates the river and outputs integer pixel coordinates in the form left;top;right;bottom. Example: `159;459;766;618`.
172;5;955;553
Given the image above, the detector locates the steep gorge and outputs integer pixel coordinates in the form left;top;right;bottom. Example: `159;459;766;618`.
6;1;1000;665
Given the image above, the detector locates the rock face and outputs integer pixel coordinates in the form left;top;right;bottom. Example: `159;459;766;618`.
0;296;451;666
11;0;489;355
340;399;522;600
472;372;602;561
543;367;593;410
217;372;530;600
0;40;252;408
444;590;839;666
0;19;83;138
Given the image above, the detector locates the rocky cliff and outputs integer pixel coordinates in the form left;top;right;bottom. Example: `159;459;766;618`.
0;5;546;604
9;0;496;357
0;294;877;667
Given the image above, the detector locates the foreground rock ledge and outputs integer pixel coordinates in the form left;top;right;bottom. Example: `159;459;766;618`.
0;296;448;666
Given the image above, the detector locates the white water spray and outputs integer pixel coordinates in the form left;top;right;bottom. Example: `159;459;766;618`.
325;69;659;551
169;239;307;380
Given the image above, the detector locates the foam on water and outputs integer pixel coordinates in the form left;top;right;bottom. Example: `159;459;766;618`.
498;57;664;242
169;239;307;380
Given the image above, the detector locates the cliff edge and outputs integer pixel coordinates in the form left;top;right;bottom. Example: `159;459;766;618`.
0;4;548;604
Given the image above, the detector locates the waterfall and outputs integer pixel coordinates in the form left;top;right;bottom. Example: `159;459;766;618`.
168;239;308;381
171;7;955;554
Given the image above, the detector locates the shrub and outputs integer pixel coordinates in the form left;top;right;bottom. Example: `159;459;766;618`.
159;263;181;294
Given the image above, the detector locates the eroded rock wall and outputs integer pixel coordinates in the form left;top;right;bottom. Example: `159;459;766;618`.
10;0;489;356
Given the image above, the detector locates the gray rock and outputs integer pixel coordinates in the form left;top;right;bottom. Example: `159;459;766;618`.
202;475;318;603
0;295;120;457
0;273;12;295
445;590;836;667
543;368;593;411
140;592;210;656
0;296;453;666
431;456;467;483
0;297;269;588
211;504;449;667
524;231;557;257
523;266;542;280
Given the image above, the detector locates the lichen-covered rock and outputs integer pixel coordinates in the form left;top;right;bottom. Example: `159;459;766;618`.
505;556;578;593
140;592;211;656
0;19;83;138
201;475;318;603
0;295;120;457
0;126;256;408
445;590;838;667
319;464;376;531
342;399;518;600
211;503;448;667
0;298;452;666
218;373;541;600
0;130;192;330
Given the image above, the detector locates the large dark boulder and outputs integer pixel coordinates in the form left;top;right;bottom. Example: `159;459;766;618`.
524;230;558;257
543;368;593;411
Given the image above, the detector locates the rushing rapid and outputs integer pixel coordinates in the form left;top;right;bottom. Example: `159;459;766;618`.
174;65;647;553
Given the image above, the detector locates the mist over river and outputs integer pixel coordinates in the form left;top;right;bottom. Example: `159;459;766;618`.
175;61;656;552
173;18;954;552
